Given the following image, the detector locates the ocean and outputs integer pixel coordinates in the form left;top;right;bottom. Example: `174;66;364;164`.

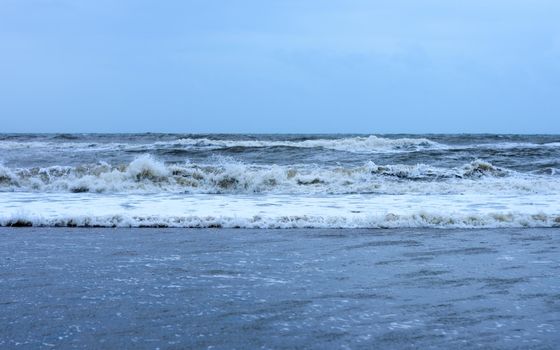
1;134;560;348
1;133;559;228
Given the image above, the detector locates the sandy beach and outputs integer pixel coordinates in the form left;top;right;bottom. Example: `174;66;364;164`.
1;227;558;349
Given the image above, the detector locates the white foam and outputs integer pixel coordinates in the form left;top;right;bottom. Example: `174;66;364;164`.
0;164;17;184
2;137;559;154
0;135;443;154
163;135;443;153
1;156;558;195
1;193;559;228
471;141;560;150
126;154;169;179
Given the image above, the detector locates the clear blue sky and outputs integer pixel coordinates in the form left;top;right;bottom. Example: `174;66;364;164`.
1;0;559;133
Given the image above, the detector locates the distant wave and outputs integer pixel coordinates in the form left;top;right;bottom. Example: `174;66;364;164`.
1;154;558;195
472;141;560;149
2;136;560;156
162;138;560;153
3;136;560;158
158;136;443;153
0;135;442;154
2;211;559;228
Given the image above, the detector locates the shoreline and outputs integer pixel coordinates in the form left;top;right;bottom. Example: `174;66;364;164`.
3;225;560;230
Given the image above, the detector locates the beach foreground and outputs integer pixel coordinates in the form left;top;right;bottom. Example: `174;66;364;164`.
1;227;559;349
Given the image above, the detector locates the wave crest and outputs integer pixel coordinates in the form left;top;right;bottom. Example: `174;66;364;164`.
0;156;556;195
0;135;443;154
166;135;442;153
2;211;559;229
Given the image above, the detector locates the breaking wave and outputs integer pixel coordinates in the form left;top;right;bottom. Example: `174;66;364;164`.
161;136;443;153
0;135;442;154
2;134;559;230
2;211;559;228
2;136;560;155
0;155;558;195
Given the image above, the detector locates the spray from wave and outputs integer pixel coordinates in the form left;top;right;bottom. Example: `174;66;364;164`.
0;155;557;195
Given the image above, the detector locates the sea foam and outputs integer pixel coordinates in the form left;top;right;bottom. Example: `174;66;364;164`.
2;211;559;229
1;192;559;228
2;134;559;230
0;156;557;195
2;136;559;154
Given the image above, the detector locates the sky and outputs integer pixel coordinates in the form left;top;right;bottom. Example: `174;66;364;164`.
1;0;559;134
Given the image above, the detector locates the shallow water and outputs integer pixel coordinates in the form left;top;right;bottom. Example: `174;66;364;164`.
1;227;559;349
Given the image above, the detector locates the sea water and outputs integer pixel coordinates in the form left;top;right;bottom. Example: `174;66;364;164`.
1;133;559;228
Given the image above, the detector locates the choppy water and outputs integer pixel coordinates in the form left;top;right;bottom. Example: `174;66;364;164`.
1;133;559;228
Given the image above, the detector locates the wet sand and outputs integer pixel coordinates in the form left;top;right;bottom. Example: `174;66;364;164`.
0;227;559;349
